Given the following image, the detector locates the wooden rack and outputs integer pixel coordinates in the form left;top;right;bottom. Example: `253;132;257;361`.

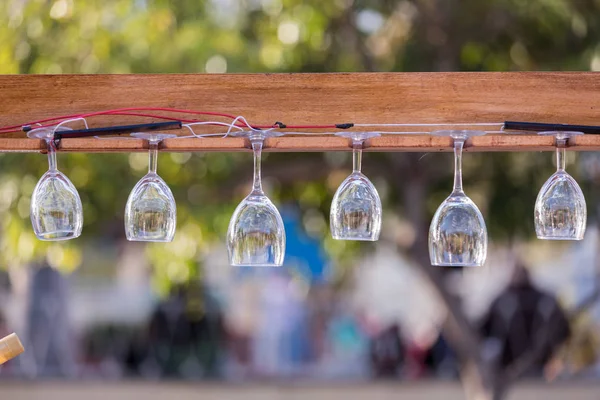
0;72;598;153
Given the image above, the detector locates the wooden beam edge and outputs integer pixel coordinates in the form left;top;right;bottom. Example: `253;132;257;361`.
0;135;599;153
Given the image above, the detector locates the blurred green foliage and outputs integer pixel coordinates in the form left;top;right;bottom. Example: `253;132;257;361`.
0;0;599;294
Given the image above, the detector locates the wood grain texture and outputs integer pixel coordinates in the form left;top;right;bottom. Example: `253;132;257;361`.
2;134;599;153
0;72;598;129
0;333;24;365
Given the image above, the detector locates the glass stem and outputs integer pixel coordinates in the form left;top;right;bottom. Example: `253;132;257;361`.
46;139;57;171
556;138;567;172
148;140;159;174
352;140;363;173
452;139;465;194
251;139;263;194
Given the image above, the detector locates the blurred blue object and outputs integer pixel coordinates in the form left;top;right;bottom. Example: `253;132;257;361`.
281;205;329;283
235;205;330;283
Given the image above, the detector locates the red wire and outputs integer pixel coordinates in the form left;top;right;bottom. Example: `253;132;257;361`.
0;107;339;134
101;107;238;120
0;114;253;134
0;107;244;132
0;113;179;133
103;111;201;123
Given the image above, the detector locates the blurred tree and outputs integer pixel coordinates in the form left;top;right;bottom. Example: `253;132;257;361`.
1;0;600;398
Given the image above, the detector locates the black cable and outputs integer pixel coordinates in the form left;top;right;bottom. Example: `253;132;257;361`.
52;121;182;148
54;121;181;139
504;121;600;135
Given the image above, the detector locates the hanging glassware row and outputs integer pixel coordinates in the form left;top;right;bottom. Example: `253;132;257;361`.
26;125;588;268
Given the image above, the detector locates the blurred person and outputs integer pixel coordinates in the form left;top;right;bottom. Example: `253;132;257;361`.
251;269;310;378
322;307;370;379
479;264;571;376
224;324;252;376
143;283;224;379
369;323;405;378
222;276;258;380
422;333;458;378
23;263;77;378
306;285;335;364
0;309;7;338
80;323;137;379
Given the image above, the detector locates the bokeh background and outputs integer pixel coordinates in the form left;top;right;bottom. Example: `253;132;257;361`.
1;1;600;400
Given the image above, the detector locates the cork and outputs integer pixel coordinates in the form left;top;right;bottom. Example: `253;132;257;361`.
0;333;24;365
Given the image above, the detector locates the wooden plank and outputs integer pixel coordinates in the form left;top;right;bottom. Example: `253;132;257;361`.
0;73;598;136
0;138;46;152
3;134;599;153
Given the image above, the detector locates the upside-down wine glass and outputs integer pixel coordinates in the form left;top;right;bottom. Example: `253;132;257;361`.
330;132;382;241
534;131;586;240
429;130;487;267
227;130;286;267
124;133;177;242
29;127;83;241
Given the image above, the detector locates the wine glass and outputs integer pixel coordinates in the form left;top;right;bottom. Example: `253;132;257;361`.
124;133;177;242
429;130;487;267
29;127;83;241
330;132;382;241
227;130;285;267
534;131;586;240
